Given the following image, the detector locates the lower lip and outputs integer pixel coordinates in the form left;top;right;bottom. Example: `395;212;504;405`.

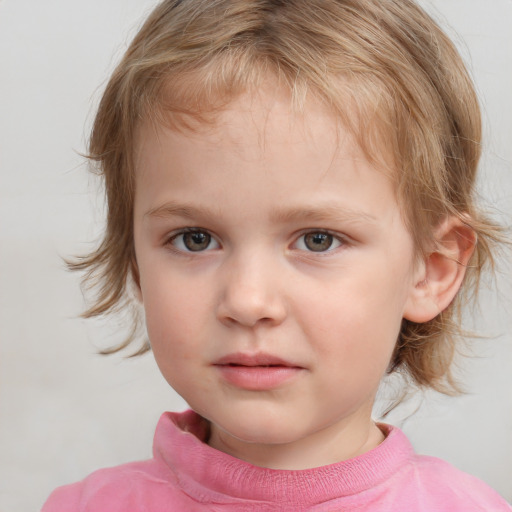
215;365;303;390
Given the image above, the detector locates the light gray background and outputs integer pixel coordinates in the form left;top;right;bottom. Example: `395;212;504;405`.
0;1;510;510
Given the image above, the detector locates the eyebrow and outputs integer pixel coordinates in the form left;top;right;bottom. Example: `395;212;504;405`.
145;202;220;220
271;206;377;224
144;201;377;224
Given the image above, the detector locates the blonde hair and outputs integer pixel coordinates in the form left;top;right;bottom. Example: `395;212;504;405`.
73;0;503;394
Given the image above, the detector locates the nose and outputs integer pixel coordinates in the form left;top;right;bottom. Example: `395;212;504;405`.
215;253;287;328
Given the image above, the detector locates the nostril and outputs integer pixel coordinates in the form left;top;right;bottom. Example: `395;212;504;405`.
215;267;287;327
217;303;286;328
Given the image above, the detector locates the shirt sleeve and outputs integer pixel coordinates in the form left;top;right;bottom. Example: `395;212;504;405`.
41;483;82;512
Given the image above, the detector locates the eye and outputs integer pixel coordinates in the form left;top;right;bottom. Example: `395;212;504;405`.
295;231;343;253
169;229;220;252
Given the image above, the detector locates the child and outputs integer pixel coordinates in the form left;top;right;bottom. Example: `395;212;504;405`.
42;0;511;510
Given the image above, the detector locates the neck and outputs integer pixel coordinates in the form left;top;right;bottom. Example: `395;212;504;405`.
208;414;385;470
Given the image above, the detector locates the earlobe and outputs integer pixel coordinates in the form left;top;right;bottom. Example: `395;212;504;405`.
404;217;476;323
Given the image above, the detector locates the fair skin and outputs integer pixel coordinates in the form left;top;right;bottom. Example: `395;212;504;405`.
133;85;472;470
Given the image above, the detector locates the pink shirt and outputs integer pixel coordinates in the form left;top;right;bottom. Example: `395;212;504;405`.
42;410;511;511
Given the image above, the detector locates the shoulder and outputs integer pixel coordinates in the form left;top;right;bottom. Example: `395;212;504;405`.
41;411;204;512
371;425;510;511
41;459;179;512
397;451;511;511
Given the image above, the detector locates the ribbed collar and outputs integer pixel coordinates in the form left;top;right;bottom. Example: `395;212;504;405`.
153;410;413;508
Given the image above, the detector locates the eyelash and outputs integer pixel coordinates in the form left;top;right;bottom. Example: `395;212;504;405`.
294;230;345;254
164;228;347;254
165;228;220;253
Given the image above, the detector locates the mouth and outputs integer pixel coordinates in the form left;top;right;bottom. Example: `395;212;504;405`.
214;352;300;367
213;352;305;390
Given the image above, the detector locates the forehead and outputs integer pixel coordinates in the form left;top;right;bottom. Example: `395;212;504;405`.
133;85;405;232
136;87;355;190
137;79;395;175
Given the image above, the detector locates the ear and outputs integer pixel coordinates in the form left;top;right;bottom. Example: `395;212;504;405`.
404;216;476;323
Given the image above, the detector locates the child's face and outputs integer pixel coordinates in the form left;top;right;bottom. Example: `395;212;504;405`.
133;86;423;468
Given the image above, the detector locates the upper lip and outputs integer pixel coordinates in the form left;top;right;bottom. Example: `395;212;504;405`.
213;352;303;368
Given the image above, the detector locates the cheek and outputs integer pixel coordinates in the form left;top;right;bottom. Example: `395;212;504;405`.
140;266;220;375
140;272;195;353
144;293;197;351
298;273;407;368
142;286;213;395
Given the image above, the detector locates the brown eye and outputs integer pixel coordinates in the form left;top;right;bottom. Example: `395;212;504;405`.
303;232;334;252
182;231;211;251
170;230;219;252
